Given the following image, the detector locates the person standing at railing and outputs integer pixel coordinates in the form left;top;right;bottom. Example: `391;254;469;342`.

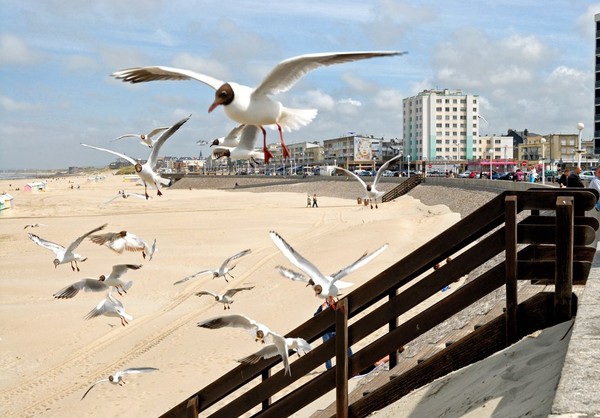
589;166;600;211
567;166;584;188
314;296;352;370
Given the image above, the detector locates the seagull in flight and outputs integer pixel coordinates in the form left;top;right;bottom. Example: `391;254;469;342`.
270;231;388;305
81;367;158;400
112;51;406;164
82;114;190;199
84;290;133;326
28;223;107;271
88;230;156;260
195;286;255;310
197;314;304;376
53;264;142;298
201;124;246;148
100;191;150;208
111;126;169;148
174;249;251;284
211;125;264;165
335;154;403;209
239;337;312;367
23;223;47;229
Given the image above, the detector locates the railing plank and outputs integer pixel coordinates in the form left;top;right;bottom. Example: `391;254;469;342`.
555;196;574;321
335;299;349;418
518;224;595;245
505;195;518;345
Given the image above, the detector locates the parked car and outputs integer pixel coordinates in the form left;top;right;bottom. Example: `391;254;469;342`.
428;170;445;177
457;170;471;178
382;170;396;177
498;172;515;181
580;170;595;181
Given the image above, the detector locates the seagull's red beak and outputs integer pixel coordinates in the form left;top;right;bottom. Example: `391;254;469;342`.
208;102;219;113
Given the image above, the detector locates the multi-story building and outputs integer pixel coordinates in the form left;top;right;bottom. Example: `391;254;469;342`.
322;135;401;170
403;89;480;164
595;13;600;154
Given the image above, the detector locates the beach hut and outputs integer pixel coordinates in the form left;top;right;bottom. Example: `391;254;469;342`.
0;193;14;211
24;182;46;192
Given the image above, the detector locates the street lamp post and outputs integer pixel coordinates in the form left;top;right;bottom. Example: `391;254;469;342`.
488;148;494;179
372;156;377;176
444;157;448;177
407;154;411;178
540;137;546;185
576;122;584;168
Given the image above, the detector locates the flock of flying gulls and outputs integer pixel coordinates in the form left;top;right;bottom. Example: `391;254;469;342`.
27;50;404;400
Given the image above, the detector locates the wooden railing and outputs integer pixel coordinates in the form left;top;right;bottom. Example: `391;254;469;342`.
381;175;422;202
160;189;598;418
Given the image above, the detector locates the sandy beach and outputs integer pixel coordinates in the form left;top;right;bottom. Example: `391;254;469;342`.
0;173;465;417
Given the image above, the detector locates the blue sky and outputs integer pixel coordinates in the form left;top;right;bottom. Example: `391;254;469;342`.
0;0;598;170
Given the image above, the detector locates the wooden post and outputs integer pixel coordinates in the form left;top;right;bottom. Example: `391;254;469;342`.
555;196;574;321
387;289;399;369
261;368;271;410
504;196;518;345
335;298;349;418
186;396;198;418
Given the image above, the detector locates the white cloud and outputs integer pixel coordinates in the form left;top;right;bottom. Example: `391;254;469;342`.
171;53;232;81
340;72;377;93
0;34;40;66
301;90;336;111
0;95;41;111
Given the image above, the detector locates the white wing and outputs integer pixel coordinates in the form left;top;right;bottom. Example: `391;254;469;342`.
110;134;141;142
286;337;312;355
197;313;259;332
112;66;224;90
373;154;403;187
81;143;137;166
81;378;110;400
28;233;65;256
269;231;328;285
223;124;245;146
275;266;311;284
254;51;406;97
114;367;159;379
331;243;388;283
53;278;108;299
64;224;107;256
147;127;169;139
238;344;280;363
109;264;142;279
173;269;214;285
148;114;191;168
221;248;252;269
235;125;259;151
223;286;255;297
84;297;116;320
335;167;368;191
147;239;157;261
195;290;219;298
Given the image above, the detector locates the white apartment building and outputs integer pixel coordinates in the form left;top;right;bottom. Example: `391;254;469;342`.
403;89;480;163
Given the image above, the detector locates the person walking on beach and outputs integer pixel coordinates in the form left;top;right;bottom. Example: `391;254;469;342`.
567;167;584;187
312;193;318;208
307;194;312;208
558;169;570;188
